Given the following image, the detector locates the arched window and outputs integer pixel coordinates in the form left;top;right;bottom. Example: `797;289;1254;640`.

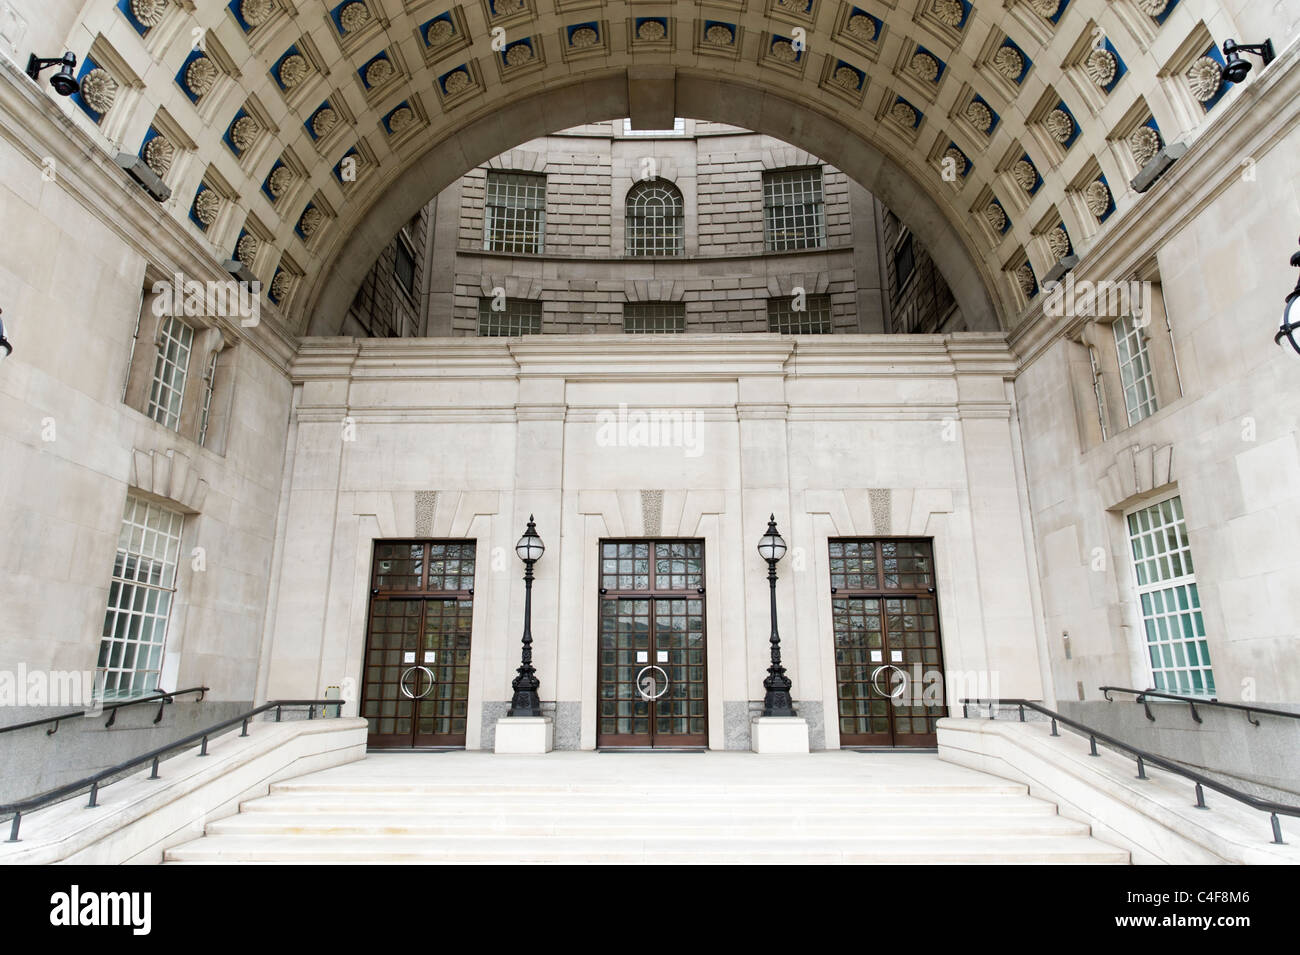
625;178;684;256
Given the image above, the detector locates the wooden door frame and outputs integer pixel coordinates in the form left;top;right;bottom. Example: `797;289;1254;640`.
359;538;476;749
595;538;709;749
827;537;948;748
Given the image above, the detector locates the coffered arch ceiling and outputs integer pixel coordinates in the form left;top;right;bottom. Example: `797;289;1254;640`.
50;0;1295;336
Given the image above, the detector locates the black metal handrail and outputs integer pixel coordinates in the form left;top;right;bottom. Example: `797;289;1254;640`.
1099;685;1300;727
0;686;210;737
0;699;345;843
960;698;1298;845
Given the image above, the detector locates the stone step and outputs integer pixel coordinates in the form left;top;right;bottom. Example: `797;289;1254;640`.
245;789;1055;810
206;811;1089;838
267;781;1031;797
164;833;1129;864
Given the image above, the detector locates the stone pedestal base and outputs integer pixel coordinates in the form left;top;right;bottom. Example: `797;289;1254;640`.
750;716;810;754
494;716;554;754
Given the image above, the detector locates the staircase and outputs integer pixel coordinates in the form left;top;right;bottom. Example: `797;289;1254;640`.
164;751;1128;864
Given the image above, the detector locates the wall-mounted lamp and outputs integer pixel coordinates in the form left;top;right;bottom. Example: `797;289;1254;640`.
0;309;12;365
1278;237;1300;357
25;52;80;97
1221;39;1275;84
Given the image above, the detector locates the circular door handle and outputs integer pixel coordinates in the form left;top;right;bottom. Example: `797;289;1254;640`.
870;664;908;700
399;665;436;700
635;665;669;701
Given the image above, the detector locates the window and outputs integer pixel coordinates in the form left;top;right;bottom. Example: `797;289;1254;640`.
624;302;686;333
484;171;546;253
477;298;542;336
625;179;685;256
147;317;194;431
394;236;416;297
763;167;825;251
1126;495;1214;696
768;294;833;334
1113;314;1158;425
97;495;184;700
894;233;915;291
622;118;685;136
197;351;218;447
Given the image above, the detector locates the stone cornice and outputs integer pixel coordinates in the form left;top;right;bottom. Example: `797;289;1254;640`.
0;58;297;372
1008;37;1300;369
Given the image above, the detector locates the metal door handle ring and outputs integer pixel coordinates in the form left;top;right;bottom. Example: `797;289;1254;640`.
399;665;436;699
635;664;669;701
870;664;909;700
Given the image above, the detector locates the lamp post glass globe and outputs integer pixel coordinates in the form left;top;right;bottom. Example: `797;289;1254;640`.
515;515;544;563
1281;243;1300;357
757;514;787;563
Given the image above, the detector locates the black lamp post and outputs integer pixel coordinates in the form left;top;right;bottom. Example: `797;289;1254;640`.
757;514;796;717
0;310;11;365
508;514;545;717
1277;238;1300;357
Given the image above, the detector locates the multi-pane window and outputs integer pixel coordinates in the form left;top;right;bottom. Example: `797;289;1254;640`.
1114;314;1158;426
484;171;546;254
767;294;833;334
477;298;542;336
97;495;184;700
147;317;193;431
599;540;703;592
394;237;416;297
1126;495;1214;696
197;351;218;448
625;179;685;256
624;302;686;333
763;167;825;251
894;233;916;290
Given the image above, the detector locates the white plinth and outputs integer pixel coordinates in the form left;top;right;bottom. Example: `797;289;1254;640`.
750;716;810;754
494;716;554;754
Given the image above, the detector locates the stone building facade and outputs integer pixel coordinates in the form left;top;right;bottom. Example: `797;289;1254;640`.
346;121;955;338
0;0;1297;771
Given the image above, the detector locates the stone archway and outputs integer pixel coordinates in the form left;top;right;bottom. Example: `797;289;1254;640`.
306;70;1000;335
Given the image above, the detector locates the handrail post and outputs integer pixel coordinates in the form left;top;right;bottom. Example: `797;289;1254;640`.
1194;783;1207;809
8;812;20;842
150;756;160;779
88;781;99;808
1050;717;1059;737
240;718;250;737
153;700;165;724
199;735;209;756
1088;735;1098;757
1137;694;1154;722
276;705;283;722
104;706;118;728
1188;701;1201;724
308;705;316;720
1135;755;1147;780
46;719;59;737
1246;708;1260;728
1017;704;1025;722
962;701;969;718
1272;814;1285;845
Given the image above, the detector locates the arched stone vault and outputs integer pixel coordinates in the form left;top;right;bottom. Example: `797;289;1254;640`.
45;0;1295;335
307;71;1001;334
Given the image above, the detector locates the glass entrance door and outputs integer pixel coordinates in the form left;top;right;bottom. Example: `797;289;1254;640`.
360;541;475;748
829;539;946;747
597;541;707;748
